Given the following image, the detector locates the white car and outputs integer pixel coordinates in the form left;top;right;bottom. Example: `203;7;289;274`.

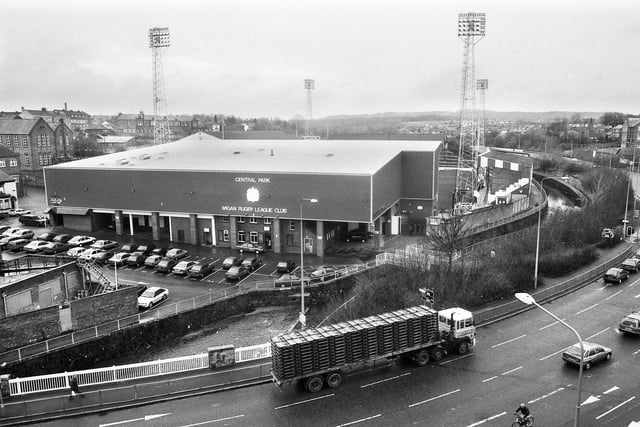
78;248;102;261
68;235;96;247
107;252;131;267
67;247;89;258
23;240;50;254
137;286;169;309
172;260;196;275
9;208;32;217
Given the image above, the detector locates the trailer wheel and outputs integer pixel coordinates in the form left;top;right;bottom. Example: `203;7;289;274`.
305;375;324;393
457;341;469;355
430;348;444;361
416;349;430;366
325;372;343;388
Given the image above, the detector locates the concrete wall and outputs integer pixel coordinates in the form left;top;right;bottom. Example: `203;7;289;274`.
0;305;61;351
69;287;138;330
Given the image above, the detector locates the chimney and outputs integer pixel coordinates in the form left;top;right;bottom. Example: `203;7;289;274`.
64;102;68;111
41;107;46;112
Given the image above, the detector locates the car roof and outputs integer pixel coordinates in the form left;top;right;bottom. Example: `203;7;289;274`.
608;267;623;272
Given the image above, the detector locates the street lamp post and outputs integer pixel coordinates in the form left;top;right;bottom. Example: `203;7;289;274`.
299;197;317;329
515;293;583;427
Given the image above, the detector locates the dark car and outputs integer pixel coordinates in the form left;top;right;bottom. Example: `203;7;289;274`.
345;229;372;243
91;249;116;264
8;238;30;252
151;247;167;257
188;262;215;279
155;258;177;273
225;265;249;281
120;243;138;253
23;240;50;254
241;256;263;271
603;267;629;284
166;248;189;260
53;234;73;244
19;214;49;227
137;244;156;256
237;242;266;254
276;260;296;274
91;240;119;251
562;342;612;370
620;258;640;273
276;273;301;286
37;232;58;242
0;235;22;250
41;241;70;255
222;256;242;270
125;251;146;267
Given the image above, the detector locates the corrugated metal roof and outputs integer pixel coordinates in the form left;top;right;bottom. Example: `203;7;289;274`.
47;132;441;175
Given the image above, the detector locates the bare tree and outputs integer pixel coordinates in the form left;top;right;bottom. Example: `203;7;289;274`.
426;215;467;272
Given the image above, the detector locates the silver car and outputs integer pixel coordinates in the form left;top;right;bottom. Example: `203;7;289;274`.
562;342;612;370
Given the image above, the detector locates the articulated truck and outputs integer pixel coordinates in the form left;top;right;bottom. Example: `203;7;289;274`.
271;305;476;393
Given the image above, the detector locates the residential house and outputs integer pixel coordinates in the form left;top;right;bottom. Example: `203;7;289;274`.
0;145;20;200
621;117;640;148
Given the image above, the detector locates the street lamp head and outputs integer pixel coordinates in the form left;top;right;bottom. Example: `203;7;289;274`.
301;197;318;203
515;292;536;305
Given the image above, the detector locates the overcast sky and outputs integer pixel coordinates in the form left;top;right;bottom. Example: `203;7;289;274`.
1;0;639;119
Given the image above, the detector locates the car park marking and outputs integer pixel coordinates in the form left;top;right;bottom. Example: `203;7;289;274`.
595;396;635;420
539;318;566;330
576;303;598;315
586;327;610;340
605;290;624;300
178;414;245;427
540;348;566;361
491;334;526;348
466;411;506;427
274;393;335;410
438;353;474;365
481;375;498;383
633;349;640;356
635;293;640;298
360;372;411;388
408;388;460;408
335;413;382;426
500;366;522;376
528;386;565;404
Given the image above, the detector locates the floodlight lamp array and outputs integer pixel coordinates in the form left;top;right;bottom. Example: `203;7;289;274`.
149;27;170;48
476;79;489;90
304;79;315;90
458;12;486;37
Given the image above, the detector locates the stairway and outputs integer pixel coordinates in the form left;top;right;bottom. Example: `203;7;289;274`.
77;260;115;294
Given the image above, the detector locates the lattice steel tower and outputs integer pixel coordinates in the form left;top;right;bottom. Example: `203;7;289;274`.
149;27;170;145
476;79;488;149
303;79;316;139
454;12;485;213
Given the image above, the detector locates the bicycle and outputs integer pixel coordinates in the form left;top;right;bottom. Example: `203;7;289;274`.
511;413;534;427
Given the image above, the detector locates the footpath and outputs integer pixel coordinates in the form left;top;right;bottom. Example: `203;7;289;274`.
0;237;636;425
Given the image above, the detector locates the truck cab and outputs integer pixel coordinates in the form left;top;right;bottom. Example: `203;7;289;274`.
438;307;476;353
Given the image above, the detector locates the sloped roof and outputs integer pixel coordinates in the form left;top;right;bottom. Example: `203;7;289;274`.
0;118;49;134
627;118;640;128
0;170;14;183
0;145;18;158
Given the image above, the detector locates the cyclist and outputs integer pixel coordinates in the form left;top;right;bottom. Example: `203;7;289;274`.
515;403;531;425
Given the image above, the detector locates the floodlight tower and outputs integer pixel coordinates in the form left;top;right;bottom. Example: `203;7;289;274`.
454;12;485;213
149;27;170;145
304;79;315;139
476;79;488;149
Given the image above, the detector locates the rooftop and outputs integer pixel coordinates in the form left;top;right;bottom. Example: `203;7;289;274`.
47;132;441;175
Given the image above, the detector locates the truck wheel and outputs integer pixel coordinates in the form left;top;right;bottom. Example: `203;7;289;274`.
430;348;444;361
416;349;430;366
305;375;324;393
457;341;469;354
325;372;343;388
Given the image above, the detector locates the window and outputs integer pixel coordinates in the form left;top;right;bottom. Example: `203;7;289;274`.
222;230;229;242
46;135;50;146
0;160;5;167
0;136;3;145
24;154;30;167
289;220;296;231
237;216;245;224
222;216;229;223
250;231;258;243
286;234;294;246
9;159;17;167
237;230;246;243
22;135;27;145
36;134;41;147
65;136;70;146
264;218;271;225
249;216;258;224
22;136;27;148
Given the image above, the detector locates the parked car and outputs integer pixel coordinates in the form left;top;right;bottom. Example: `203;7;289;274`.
78;248;102;262
0;225;12;235
222;256;242;270
136;284;148;297
53;234;73;244
68;235;96;247
621;258;640;273
41;241;70;255
154;258;177;273
225;265;249;281
67;247;89;258
562;342;612;370
241;256;263;271
125;251;147;267
119;243;138;253
137;286;169;309
1;227;22;237
188;262;215;279
0;235;22;250
172;260;196;275
91;250;115;264
144;254;163;268
9;208;32;217
19;214;49;227
36;232;58;241
10;229;35;240
345;229;372;243
91;240;119;251
151;247;167;257
107;252;131;267
137;244;156;256
276;260;296;274
276;273;301;286
603;267;629;284
23;240;50;254
7;238;30;252
166;248;189;260
237;242;266;254
310;266;342;281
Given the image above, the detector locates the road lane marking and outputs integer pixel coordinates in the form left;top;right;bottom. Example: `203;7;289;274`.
595;396;636;420
576;303;598;315
635;293;640;298
408;388;460;408
633;348;640;355
466;411;506;427
539;319;566;330
336;414;381;426
100;413;171;426
360;372;411;388
482;376;498;383
439;353;474;365
540;348;566;361
274;394;334;410
586;327;610;340
605;290;624;300
501;366;522;376
604;386;620;394
179;414;245;426
529;387;565;404
491;334;526;348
